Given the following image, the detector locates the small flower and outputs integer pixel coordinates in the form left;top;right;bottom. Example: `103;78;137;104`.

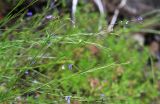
100;94;105;99
15;96;21;101
32;80;38;84
31;61;36;65
137;16;143;21
45;15;53;20
27;11;33;17
65;96;71;104
125;21;129;25
25;70;29;75
62;65;65;70
68;64;73;70
130;16;143;23
100;94;105;103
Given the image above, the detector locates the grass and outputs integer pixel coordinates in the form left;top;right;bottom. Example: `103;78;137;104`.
0;1;160;103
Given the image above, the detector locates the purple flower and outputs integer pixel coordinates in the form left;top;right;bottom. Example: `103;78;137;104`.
25;70;29;75
130;16;143;23
68;64;73;70
100;94;105;102
137;16;143;21
100;94;105;97
65;96;71;104
27;11;33;17
45;15;53;20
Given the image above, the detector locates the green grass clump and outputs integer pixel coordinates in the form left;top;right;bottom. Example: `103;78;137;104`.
0;2;160;104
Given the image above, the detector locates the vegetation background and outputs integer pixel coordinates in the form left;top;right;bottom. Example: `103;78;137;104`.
0;0;160;103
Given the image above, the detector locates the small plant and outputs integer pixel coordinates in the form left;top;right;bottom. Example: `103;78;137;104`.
0;1;160;104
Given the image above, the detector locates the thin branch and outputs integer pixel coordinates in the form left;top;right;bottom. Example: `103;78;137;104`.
71;0;78;27
107;0;127;32
93;0;105;16
93;0;106;30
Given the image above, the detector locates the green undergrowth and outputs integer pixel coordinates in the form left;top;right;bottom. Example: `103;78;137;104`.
0;2;160;104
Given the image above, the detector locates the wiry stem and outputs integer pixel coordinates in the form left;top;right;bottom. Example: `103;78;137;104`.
71;0;78;27
93;0;106;30
108;0;127;32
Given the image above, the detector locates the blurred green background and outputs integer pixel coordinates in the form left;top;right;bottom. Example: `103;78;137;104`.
0;0;160;103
